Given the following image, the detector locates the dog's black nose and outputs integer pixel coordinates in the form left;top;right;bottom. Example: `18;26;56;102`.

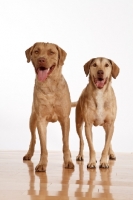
97;70;104;75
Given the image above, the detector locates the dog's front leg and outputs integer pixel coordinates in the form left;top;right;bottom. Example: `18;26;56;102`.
85;123;96;168
59;117;74;169
100;123;114;168
35;119;48;172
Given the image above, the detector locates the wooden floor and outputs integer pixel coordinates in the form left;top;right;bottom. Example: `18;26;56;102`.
0;151;133;200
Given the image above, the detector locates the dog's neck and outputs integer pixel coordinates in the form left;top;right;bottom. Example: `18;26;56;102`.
34;73;66;96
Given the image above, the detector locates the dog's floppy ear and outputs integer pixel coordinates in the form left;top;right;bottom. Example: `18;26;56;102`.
84;58;95;76
55;45;67;66
25;45;34;63
109;59;120;79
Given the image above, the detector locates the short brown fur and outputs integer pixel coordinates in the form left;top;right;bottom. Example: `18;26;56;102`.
76;57;120;168
23;42;74;172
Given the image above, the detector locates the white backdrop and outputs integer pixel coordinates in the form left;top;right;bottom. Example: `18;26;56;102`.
0;0;133;153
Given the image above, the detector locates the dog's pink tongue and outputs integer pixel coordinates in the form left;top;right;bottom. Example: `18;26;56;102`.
37;69;48;82
96;80;105;89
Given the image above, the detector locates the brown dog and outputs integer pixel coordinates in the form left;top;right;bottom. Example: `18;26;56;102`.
75;57;120;168
23;42;74;172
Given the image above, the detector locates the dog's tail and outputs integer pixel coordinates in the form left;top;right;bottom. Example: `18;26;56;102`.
71;101;77;107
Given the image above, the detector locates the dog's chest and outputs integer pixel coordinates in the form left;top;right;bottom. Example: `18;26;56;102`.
94;90;105;125
34;79;70;122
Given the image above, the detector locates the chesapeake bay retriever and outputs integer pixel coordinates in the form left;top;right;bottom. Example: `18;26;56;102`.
75;57;119;168
23;42;74;172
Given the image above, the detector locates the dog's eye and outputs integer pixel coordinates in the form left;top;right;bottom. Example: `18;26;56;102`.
105;63;109;67
34;50;39;54
93;63;97;67
50;51;55;55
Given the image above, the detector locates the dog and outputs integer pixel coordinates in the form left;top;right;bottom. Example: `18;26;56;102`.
23;42;74;172
75;57;120;168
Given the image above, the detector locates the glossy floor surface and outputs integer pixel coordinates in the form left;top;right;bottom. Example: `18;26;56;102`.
0;151;133;200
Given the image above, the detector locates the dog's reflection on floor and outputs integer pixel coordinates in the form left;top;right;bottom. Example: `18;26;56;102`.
23;160;48;196
75;159;115;199
23;160;74;197
23;157;115;199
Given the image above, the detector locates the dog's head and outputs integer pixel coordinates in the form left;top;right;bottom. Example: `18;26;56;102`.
25;42;67;82
84;57;120;89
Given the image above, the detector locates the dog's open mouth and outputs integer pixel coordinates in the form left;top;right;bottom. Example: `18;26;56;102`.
93;77;107;89
36;65;55;82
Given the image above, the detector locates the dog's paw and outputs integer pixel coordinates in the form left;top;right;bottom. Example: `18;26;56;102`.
99;162;109;169
87;162;96;169
23;154;32;160
35;164;46;172
76;155;84;161
109;154;116;160
64;161;74;169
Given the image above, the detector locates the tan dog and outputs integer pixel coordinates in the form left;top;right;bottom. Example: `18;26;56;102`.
75;57;119;168
23;42;74;172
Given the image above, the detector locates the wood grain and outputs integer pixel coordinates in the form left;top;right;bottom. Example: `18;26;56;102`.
0;151;133;200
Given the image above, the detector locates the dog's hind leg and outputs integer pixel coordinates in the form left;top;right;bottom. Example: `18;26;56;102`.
76;122;84;161
23;112;37;160
75;104;84;161
103;126;116;160
100;123;114;168
108;143;116;160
